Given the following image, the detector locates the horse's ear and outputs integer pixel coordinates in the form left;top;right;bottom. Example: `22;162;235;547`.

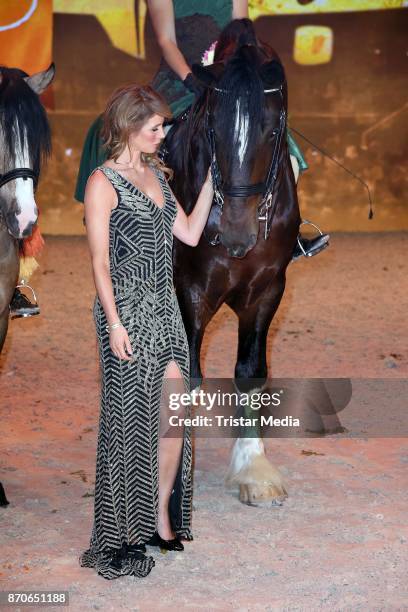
259;59;285;89
24;62;55;95
192;62;224;87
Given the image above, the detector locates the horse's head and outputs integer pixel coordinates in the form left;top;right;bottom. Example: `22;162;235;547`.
0;64;53;239
193;45;288;258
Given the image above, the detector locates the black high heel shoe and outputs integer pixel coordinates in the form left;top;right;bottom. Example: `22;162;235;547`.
128;542;146;554
146;531;184;554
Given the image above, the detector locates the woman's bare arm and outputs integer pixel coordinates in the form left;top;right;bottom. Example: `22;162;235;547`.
147;0;191;81
232;0;249;19
84;171;132;360
171;170;214;246
84;172;119;325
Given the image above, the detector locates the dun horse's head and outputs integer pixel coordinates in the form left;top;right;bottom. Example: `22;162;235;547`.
0;64;54;239
193;45;288;258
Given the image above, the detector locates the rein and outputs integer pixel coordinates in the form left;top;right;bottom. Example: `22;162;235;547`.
206;84;286;242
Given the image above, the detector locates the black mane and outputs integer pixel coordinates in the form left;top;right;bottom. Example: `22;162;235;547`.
0;66;51;175
210;45;265;166
181;44;268;179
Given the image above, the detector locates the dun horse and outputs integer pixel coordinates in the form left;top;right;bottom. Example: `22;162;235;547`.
0;64;54;353
165;33;299;504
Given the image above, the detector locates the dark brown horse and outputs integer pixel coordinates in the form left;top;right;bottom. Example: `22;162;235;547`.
0;64;54;354
165;26;299;503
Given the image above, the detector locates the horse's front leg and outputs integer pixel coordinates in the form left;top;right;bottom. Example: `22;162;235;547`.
174;244;222;388
0;228;19;353
226;276;288;504
233;273;286;386
177;284;215;388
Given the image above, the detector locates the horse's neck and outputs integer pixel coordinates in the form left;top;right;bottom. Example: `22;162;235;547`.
0;217;17;261
171;105;210;200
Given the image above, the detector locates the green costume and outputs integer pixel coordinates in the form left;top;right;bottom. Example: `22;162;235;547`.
150;0;233;118
74;0;307;203
75;115;105;203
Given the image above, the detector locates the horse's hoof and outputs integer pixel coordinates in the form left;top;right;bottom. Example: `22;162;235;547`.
226;448;288;505
239;483;288;505
0;482;10;506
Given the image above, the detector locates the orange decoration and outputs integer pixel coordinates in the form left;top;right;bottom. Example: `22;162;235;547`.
0;0;53;108
0;1;52;74
20;224;45;258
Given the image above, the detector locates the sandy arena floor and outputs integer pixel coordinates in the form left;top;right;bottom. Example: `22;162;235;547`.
0;233;407;611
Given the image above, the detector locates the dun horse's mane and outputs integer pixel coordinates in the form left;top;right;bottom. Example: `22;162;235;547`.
0;66;51;174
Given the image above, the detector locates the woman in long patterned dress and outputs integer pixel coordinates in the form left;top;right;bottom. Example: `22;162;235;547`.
80;84;214;579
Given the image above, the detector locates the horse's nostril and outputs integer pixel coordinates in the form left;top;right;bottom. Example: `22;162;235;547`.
22;221;35;238
229;246;247;259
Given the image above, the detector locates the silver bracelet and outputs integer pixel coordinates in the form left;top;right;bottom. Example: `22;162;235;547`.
106;321;122;333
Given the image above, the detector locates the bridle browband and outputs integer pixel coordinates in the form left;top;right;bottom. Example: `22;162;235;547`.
0;168;38;189
206;83;286;243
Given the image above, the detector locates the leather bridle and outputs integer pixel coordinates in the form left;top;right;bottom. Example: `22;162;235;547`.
206;83;286;242
0;169;38;234
0;167;38;190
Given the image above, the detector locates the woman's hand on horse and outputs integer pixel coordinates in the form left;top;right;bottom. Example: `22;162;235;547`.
110;327;133;361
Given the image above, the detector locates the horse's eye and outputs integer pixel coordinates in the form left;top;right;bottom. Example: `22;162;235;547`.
269;129;279;140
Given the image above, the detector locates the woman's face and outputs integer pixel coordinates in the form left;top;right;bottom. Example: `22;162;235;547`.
129;113;165;154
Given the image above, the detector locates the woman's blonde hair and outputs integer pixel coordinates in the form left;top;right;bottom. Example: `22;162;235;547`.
101;83;173;178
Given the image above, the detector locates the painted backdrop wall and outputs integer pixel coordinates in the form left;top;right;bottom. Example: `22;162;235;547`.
0;1;406;233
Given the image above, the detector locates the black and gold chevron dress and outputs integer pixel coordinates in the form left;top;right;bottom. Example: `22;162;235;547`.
79;164;193;580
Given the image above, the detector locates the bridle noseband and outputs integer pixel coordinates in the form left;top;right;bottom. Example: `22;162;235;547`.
206;83;286;242
0;169;38;232
0;168;38;190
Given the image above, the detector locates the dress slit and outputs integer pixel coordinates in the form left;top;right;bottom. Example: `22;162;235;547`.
156;358;190;532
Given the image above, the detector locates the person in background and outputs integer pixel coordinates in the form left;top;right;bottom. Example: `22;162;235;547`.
74;0;329;260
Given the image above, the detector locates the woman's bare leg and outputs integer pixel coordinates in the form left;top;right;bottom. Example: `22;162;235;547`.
157;360;185;539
